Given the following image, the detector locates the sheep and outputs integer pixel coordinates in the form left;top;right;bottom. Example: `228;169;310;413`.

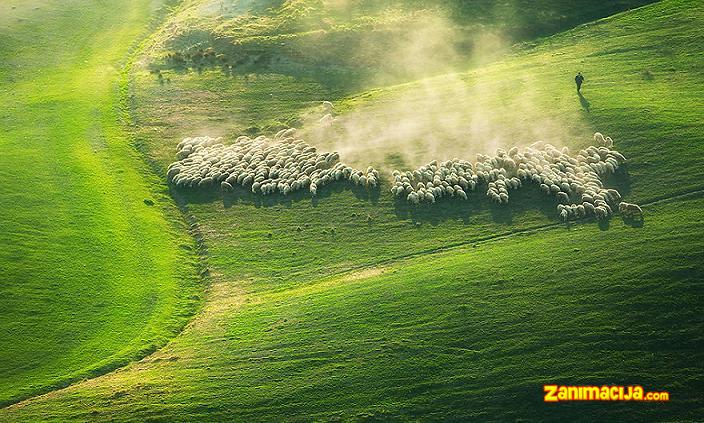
319;114;335;127
605;189;622;204
610;151;626;163
275;128;296;140
594;206;606;219
167;167;181;179
594;132;606;146
322;101;334;114
169;130;630;225
167;131;380;200
619;202;643;218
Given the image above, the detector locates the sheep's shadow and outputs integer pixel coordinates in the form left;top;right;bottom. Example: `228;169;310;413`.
598;219;610;231
173;179;381;210
173;186;221;205
604;167;632;198
171;173;638;230
393;184;560;226
621;216;645;228
393;194;483;226
157;55;369;95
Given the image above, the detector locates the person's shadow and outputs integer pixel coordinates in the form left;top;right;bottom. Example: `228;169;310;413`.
578;91;591;112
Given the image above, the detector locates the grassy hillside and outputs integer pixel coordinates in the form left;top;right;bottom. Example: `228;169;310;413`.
0;0;201;406
122;0;703;292
2;0;702;421
4;194;702;421
319;0;704;191
149;0;655;93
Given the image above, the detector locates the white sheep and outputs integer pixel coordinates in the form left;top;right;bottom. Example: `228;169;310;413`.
322;101;334;114
319;114;334;127
169;130;630;225
619;202;643;218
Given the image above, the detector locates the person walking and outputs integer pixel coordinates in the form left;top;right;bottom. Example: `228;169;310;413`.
575;72;585;92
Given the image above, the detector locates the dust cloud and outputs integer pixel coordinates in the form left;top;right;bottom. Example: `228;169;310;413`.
299;4;588;170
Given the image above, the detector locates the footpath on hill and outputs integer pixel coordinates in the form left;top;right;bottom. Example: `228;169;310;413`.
0;0;201;407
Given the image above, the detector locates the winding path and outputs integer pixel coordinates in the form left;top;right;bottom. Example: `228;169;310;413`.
0;0;199;407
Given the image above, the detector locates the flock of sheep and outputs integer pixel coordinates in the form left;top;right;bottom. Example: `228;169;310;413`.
167;130;641;221
391;132;642;220
166;129;379;197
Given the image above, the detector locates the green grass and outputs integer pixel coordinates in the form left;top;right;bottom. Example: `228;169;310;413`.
121;0;704;296
0;0;201;406
152;0;655;93
329;0;704;201
2;0;703;420
4;192;703;421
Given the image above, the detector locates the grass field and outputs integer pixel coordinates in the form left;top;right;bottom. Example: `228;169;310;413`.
1;0;703;420
0;0;202;407
4;194;702;421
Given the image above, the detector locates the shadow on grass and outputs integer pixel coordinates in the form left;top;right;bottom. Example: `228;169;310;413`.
171;171;639;229
174;179;381;209
621;216;645;228
157;57;370;96
393;184;562;227
578;91;591;112
605;166;632;198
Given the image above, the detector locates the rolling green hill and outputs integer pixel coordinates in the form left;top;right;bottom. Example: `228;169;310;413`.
148;0;655;93
5;194;702;421
1;0;703;421
0;0;202;407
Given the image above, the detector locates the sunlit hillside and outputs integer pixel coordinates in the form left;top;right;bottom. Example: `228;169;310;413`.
1;0;702;421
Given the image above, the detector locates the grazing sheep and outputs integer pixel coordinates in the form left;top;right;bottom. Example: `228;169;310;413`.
619;202;643;218
319;114;335;127
594;206;608;220
594;132;606;146
169;130;630;225
322;101;334;114
275;128;296;140
167;131;379;200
